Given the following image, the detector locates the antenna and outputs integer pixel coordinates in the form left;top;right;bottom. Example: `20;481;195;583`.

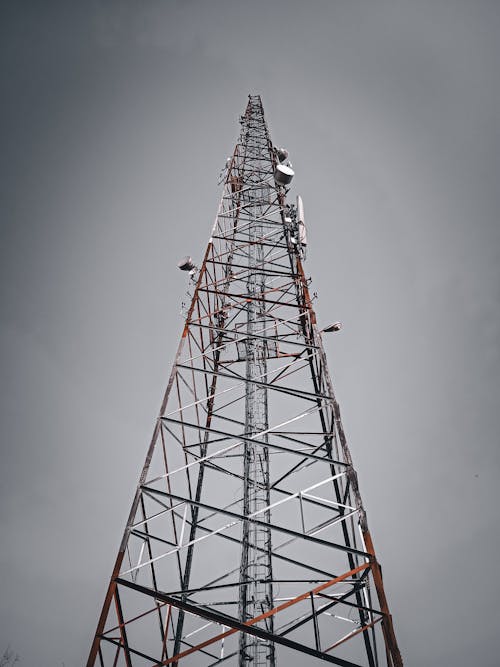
87;95;403;667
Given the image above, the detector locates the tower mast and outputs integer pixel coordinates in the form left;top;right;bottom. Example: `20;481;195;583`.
87;95;403;667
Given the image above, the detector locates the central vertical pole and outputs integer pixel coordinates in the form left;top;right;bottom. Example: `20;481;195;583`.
238;96;275;666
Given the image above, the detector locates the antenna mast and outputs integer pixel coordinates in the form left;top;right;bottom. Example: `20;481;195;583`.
87;95;403;667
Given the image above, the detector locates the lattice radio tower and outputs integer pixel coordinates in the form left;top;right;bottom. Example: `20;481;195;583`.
87;95;403;667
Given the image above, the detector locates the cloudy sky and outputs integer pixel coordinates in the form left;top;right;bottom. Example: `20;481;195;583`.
1;1;499;665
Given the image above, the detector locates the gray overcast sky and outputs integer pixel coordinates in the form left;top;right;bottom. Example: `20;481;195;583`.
1;1;499;665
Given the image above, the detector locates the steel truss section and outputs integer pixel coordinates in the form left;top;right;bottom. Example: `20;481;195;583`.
87;95;403;667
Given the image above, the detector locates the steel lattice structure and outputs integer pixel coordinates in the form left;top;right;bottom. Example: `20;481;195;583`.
87;95;403;667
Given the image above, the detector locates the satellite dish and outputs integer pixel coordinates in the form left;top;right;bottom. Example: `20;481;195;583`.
276;147;289;163
322;322;342;333
178;256;196;272
274;164;294;186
